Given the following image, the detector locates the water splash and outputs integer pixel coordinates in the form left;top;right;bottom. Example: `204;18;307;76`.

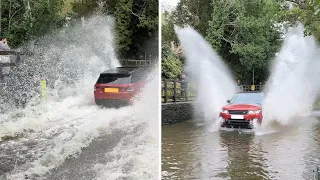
263;24;320;126
4;67;159;180
94;66;159;180
0;16;159;179
0;15;119;113
175;26;236;128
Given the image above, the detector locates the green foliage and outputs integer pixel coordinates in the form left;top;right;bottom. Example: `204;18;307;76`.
70;0;158;58
27;0;65;37
70;0;159;58
233;0;281;68
162;0;212;46
114;0;133;56
162;0;282;84
229;0;282;84
280;0;320;41
173;0;212;35
1;0;65;47
55;0;159;58
205;0;237;51
119;0;159;58
161;45;183;79
134;0;158;29
0;0;158;59
71;0;99;16
205;0;283;84
161;12;177;45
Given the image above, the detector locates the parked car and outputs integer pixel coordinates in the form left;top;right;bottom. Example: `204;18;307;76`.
94;66;150;107
219;92;264;129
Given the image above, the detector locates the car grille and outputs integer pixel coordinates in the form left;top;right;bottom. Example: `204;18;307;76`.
223;119;251;129
228;110;248;115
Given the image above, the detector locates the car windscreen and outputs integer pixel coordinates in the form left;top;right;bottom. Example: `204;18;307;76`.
231;93;264;104
97;74;131;84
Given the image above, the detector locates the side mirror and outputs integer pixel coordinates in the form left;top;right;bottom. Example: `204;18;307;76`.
226;100;231;103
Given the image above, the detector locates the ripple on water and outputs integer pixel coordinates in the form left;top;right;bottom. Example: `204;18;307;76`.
162;117;320;180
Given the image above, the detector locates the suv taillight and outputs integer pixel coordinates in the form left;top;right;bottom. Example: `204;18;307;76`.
126;86;135;92
94;85;104;92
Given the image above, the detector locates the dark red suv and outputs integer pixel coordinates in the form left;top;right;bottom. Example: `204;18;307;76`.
94;67;149;107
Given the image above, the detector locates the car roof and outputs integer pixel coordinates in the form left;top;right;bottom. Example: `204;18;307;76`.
100;67;146;75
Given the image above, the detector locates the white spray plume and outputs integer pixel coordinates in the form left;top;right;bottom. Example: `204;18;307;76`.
263;24;320;126
175;26;237;128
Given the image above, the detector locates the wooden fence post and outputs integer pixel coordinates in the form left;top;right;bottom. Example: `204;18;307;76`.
173;80;177;102
164;79;168;103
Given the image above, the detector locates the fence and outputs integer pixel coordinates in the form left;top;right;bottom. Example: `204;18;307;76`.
161;79;196;103
120;59;154;67
239;85;266;92
0;54;154;80
161;79;266;103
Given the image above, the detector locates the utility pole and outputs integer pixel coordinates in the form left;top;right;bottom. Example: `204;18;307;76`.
252;68;255;85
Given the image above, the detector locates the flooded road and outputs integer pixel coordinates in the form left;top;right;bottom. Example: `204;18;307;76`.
162;114;320;179
0;106;157;180
0;69;159;180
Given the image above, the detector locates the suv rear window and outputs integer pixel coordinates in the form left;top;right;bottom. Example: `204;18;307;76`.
97;74;131;84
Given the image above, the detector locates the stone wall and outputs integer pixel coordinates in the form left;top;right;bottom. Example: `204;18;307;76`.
162;102;193;124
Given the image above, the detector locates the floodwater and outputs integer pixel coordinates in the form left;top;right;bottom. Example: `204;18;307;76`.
162;113;320;179
0;68;159;180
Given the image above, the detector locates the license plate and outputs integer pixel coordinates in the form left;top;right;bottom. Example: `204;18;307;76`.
231;115;244;119
104;88;119;93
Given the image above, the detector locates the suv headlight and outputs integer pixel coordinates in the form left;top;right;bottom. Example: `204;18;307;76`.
248;110;261;114
220;109;228;114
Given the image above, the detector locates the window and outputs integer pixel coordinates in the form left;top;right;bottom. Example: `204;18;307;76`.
131;70;148;83
231;93;264;104
97;74;131;84
131;72;142;83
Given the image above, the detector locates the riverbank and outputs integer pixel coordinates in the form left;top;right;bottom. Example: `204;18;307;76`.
162;102;193;124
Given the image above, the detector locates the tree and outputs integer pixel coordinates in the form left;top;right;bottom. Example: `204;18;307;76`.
161;12;177;45
280;0;320;41
104;0;159;58
173;0;212;35
161;0;212;47
128;0;158;59
0;0;158;60
161;44;183;79
114;0;133;56
1;0;65;47
205;0;282;84
71;0;99;17
162;0;284;84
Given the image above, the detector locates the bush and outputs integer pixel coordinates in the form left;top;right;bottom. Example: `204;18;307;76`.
161;45;183;79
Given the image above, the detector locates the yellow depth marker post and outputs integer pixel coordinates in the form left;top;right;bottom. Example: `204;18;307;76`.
40;78;47;102
251;85;255;91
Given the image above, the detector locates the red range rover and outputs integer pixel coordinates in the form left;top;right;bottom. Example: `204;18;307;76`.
219;92;264;129
94;66;149;107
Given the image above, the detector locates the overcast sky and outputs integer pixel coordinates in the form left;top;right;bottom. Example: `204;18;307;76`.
161;0;180;12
